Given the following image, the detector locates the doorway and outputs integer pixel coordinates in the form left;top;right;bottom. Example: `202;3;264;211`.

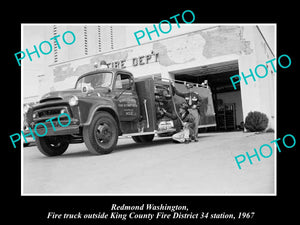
172;60;244;131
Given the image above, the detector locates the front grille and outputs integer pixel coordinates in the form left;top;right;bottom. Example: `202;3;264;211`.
33;106;71;122
37;108;61;117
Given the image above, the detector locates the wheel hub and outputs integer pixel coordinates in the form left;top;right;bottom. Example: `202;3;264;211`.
96;124;112;143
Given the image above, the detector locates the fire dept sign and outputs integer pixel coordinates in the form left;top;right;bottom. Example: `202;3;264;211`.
105;52;159;69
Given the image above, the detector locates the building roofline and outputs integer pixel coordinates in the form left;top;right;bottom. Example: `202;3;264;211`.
255;25;275;57
48;25;221;67
49;24;276;67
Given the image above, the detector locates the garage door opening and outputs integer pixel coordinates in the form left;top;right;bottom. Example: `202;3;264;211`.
172;60;244;131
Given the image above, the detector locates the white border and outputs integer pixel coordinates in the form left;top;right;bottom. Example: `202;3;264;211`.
21;23;277;196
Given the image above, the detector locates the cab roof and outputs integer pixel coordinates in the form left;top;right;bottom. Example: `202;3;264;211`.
77;68;133;80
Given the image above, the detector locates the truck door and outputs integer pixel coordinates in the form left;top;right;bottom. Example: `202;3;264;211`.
135;77;156;132
114;72;139;122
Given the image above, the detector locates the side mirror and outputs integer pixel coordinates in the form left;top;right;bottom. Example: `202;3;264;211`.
126;85;132;90
81;84;94;94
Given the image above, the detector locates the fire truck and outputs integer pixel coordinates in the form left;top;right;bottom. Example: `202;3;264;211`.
24;68;216;156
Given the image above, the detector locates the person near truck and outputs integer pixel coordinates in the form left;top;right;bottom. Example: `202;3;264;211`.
167;102;195;143
172;83;202;142
156;88;185;133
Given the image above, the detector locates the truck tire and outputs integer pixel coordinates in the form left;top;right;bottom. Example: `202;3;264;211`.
83;111;118;154
35;136;69;157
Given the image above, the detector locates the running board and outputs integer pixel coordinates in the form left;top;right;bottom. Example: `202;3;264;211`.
121;128;176;138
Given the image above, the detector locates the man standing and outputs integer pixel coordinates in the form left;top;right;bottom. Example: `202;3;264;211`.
172;83;202;142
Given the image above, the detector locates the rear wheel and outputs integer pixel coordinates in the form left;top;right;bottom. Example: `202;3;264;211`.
36;136;69;157
83;111;118;154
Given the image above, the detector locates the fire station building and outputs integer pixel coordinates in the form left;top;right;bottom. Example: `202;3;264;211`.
34;25;275;131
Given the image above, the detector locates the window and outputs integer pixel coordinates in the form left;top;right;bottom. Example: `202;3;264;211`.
53;25;58;63
84;25;88;55
115;73;132;90
75;72;113;90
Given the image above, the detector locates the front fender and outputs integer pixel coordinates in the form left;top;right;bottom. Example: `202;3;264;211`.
78;98;119;126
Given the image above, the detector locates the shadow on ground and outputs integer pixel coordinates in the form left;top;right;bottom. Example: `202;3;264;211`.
44;134;214;159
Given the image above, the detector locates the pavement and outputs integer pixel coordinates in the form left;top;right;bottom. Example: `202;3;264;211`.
22;131;275;195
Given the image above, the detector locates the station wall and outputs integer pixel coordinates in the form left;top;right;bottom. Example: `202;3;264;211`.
45;25;275;129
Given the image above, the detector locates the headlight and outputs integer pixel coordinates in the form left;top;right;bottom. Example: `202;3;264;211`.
60;108;67;114
32;112;38;119
69;96;78;106
23;104;30;114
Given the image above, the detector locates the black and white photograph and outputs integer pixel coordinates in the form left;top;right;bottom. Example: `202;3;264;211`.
5;5;298;224
21;23;276;195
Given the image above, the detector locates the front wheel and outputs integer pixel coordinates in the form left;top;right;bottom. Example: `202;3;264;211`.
83;111;119;154
36;136;69;156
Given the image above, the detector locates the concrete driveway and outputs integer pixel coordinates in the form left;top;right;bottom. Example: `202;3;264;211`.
22;131;275;195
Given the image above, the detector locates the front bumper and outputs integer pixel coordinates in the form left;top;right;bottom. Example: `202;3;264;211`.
31;119;81;136
25;100;82;137
35;125;80;136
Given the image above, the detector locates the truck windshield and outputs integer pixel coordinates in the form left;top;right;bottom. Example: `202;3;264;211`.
75;72;113;90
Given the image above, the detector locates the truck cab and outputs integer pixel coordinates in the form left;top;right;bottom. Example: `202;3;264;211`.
24;68;215;156
75;69;142;126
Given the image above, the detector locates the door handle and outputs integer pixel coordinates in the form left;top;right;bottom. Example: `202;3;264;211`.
143;99;150;128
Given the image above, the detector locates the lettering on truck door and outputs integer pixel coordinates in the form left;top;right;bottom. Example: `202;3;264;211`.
115;73;139;121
